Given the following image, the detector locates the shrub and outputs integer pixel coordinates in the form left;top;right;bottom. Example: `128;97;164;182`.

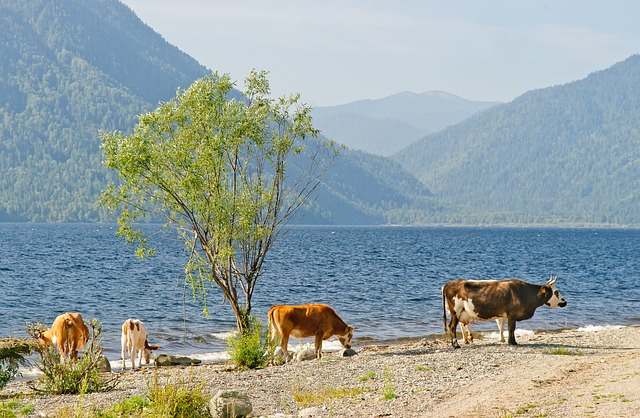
26;320;118;394
226;316;273;369
0;338;37;390
144;374;210;418
0;401;34;417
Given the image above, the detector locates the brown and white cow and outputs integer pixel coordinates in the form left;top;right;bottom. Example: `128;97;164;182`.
268;303;353;361
38;312;90;362
442;276;567;348
121;319;160;370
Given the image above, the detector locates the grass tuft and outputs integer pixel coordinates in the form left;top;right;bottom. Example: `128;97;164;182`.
543;346;584;356
293;386;365;408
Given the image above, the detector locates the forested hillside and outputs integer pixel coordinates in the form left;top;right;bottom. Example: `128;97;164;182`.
0;0;437;224
395;55;640;225
0;0;209;221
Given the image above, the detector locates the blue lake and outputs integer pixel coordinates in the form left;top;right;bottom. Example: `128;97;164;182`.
1;224;638;362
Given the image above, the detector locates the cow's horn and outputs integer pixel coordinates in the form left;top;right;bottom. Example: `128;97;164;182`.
547;275;557;285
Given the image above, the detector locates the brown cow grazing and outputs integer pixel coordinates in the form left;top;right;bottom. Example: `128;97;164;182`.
442;276;567;348
121;319;160;370
38;312;90;362
268;303;353;361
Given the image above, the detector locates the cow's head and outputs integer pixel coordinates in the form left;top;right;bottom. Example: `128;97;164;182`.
541;275;567;308
37;328;54;347
142;340;160;364
338;325;354;349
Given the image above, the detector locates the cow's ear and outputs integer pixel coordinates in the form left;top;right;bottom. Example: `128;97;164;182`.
538;286;551;300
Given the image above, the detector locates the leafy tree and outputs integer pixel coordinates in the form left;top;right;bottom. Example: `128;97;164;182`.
100;70;337;333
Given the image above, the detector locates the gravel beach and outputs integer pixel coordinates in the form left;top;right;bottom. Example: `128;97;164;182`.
3;325;640;417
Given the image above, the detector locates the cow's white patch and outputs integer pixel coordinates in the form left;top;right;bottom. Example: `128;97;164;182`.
51;335;57;345
453;296;505;323
546;283;567;308
453;296;479;323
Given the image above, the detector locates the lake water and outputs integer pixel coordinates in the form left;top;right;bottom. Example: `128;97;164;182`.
1;224;638;367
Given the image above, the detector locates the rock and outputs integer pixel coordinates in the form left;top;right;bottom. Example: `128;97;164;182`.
154;353;202;367
209;390;252;418
298;406;326;417
339;348;358;357
97;355;111;372
295;349;317;362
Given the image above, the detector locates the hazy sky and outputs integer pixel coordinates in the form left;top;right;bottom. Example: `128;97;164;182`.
120;0;640;106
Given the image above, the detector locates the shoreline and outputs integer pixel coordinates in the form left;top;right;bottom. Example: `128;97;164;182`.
4;324;639;417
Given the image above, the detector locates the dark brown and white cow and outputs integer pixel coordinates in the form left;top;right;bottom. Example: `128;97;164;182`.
442;276;567;348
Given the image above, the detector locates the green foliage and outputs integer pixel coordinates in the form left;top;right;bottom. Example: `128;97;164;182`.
359;370;377;381
26;321;118;395
227;316;273;369
382;368;397;400
0;339;35;390
108;396;149;416
144;374;210;418
292;386;365;408
0;0;207;222
0;401;34;417
543;346;584;356
395;55;640;226
101;70;337;331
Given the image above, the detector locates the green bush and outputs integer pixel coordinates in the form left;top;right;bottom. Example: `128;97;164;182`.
0;401;34;417
226;316;273;369
144;374;210;418
27;320;118;395
0;338;36;390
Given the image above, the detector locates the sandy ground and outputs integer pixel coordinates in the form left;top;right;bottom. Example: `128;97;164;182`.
2;325;639;417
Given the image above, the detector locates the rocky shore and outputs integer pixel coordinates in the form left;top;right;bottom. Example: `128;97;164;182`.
4;325;640;417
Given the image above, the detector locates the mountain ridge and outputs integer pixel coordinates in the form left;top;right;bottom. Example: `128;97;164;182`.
394;54;640;225
0;0;434;224
312;91;499;156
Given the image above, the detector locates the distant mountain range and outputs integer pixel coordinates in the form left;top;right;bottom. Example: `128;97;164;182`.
312;92;499;156
394;54;640;225
1;0;638;226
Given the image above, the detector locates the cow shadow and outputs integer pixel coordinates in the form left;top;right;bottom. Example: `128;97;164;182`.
368;338;631;358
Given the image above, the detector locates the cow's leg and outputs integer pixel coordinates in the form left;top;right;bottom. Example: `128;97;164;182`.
314;333;323;359
448;315;461;348
507;317;518;345
280;333;292;362
461;323;473;344
121;344;126;370
130;347;136;370
496;317;506;343
137;349;143;369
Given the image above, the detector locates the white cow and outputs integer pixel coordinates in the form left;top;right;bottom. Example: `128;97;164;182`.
121;319;159;370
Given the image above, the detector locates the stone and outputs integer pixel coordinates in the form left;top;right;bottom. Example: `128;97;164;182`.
154;353;202;367
339;348;358;357
298;406;326;417
295;349;317;362
97;355;111;372
209;390;252;418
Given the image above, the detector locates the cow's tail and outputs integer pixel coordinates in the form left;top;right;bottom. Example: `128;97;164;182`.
442;285;448;335
267;307;278;343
